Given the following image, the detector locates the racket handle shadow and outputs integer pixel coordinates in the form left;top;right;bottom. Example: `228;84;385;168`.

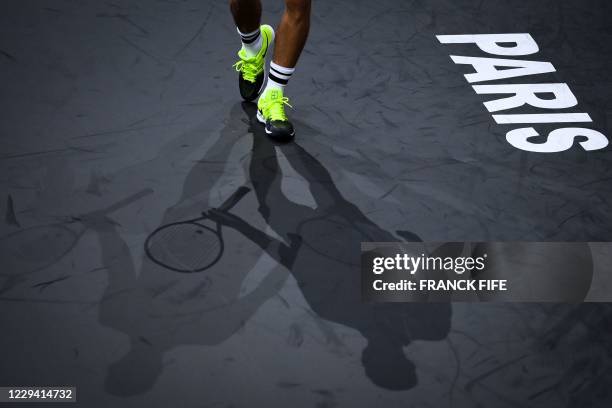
200;186;250;219
88;188;154;217
206;209;302;268
219;186;250;212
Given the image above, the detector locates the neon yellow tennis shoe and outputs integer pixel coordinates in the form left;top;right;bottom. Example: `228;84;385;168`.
257;88;295;140
233;24;274;101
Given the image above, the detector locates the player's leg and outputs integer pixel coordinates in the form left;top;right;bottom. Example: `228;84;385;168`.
229;0;261;33
273;0;311;68
257;0;312;139
230;0;275;101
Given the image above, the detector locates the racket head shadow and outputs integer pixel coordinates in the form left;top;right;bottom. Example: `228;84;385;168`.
144;221;224;273
0;224;80;276
0;189;153;278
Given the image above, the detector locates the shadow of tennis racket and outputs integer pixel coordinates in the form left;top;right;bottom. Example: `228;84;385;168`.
0;189;153;278
144;186;250;273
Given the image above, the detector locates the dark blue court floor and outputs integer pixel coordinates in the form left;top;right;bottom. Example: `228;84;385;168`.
1;1;611;407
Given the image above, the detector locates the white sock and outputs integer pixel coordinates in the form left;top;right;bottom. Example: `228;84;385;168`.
237;27;262;58
265;61;295;93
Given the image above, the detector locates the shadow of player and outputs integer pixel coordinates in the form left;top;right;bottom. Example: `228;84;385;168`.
94;103;298;396
206;102;452;390
93;101;451;395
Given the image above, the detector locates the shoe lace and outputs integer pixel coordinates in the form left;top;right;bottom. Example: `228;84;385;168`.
263;95;292;121
233;58;259;83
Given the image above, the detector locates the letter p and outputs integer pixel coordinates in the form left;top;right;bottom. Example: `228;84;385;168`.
436;33;539;56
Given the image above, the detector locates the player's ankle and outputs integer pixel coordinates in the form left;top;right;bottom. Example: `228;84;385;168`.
237;27;263;58
262;61;294;94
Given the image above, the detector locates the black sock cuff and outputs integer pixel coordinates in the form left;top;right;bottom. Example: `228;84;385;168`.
240;29;261;44
268;72;289;85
